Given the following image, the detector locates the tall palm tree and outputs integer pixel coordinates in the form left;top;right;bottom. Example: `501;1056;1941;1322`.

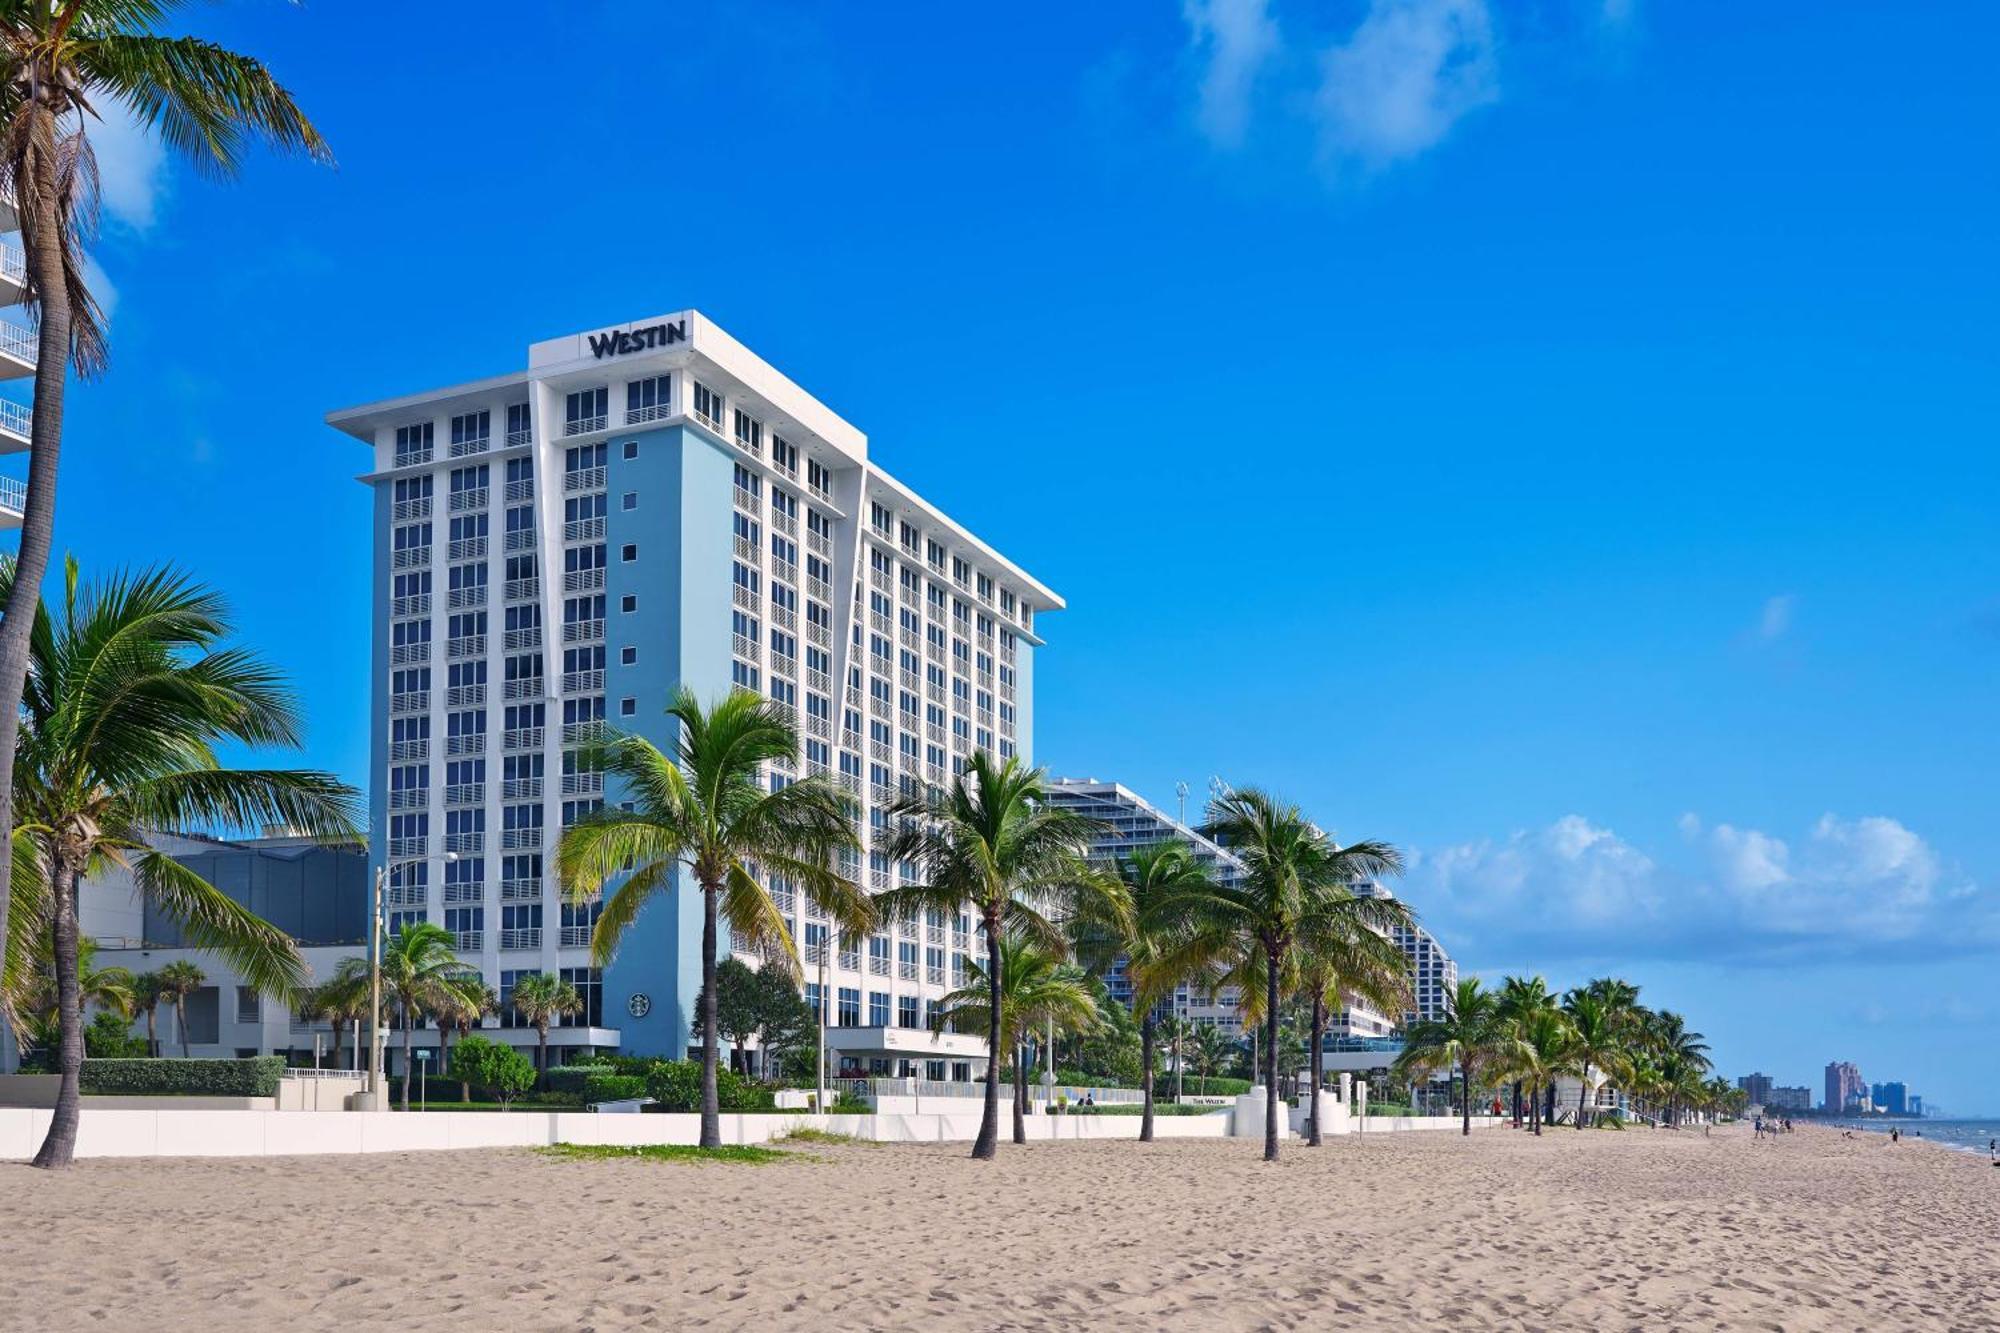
934;932;1099;1144
557;687;871;1149
1501;1006;1574;1136
877;750;1118;1161
153;959;205;1060
1071;840;1215;1142
129;969;164;1056
433;977;495;1098
311;966;375;1074
1497;975;1554;1127
1561;989;1630;1130
336;923;469;1111
1189;1021;1234;1096
10;933;131;1054
1293;910;1412;1147
2;561;358;1168
0;0;333;988
1394;976;1508;1136
1171;789;1404;1161
509;971;582;1087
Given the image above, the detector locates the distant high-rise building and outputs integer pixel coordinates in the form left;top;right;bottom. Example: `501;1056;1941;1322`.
1825;1061;1865;1114
1738;1072;1775;1106
1768;1086;1811;1112
1350;882;1458;1029
1908;1094;1923;1117
1871;1081;1908;1115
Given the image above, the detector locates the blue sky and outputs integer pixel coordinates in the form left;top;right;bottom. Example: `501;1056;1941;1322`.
31;2;2000;1109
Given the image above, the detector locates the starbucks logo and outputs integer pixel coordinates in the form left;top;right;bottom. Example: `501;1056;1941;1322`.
627;992;652;1019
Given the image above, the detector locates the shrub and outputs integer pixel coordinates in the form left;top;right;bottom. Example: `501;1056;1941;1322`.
644;1059;773;1112
581;1073;647;1104
80;1056;286;1098
83;1012;148;1059
451;1037;536;1106
543;1063;617;1098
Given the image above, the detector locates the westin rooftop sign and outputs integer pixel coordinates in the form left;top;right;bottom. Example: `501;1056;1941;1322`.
587;318;687;360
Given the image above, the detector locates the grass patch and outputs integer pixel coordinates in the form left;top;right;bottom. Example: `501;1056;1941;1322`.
771;1126;873;1146
1082;1103;1223;1117
538;1143;800;1165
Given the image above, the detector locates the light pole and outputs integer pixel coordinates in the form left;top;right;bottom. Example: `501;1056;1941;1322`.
815;926;829;1114
363;864;386;1109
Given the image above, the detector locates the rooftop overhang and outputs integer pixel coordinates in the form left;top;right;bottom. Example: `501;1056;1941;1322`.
826;1025;988;1060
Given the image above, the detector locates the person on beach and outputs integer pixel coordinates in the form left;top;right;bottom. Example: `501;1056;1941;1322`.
1754;1116;1763;1139
1891;1128;1899;1144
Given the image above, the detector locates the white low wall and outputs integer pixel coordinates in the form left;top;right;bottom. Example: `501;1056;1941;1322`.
1358;1114;1506;1133
0;1105;1239;1160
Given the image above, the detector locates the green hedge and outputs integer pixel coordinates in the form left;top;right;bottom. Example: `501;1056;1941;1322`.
1168;1076;1250;1097
644;1059;773;1112
543;1064;617;1098
80;1057;286;1098
582;1073;647;1103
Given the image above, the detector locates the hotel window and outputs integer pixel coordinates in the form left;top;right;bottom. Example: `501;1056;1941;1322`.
870;502;891;534
732;408;763;455
837;987;861;1027
807;458;832;495
564;387;608;434
625;373;671;422
450;410;490;451
505;402;531;445
394;421;433;466
619;697;636;717
623;440;639;460
559;967;603;1027
235;986;260;1024
732;660;759;690
897;995;920;1029
868;991;889;1026
620;594;636;613
621;544;637;562
770;436;798;476
622;492;637;510
565;442;607;473
692;380;724;429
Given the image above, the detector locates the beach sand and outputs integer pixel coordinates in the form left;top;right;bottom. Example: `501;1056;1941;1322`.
4;1122;1996;1331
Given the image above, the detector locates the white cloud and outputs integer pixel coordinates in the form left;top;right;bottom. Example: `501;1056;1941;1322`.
1408;810;1988;964
79;253;117;322
1313;0;1498;170
1183;0;1281;148
85;100;168;232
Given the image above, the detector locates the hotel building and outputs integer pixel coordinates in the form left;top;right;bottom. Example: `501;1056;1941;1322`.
327;311;1061;1074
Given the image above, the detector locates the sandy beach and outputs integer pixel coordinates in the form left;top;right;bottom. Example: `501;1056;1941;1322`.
4;1123;1995;1331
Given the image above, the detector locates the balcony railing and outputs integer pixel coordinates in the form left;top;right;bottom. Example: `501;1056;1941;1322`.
499;928;541;951
563;415;607;437
565;466;605;492
502;726;544;751
449;487;488;512
0;321;40;368
560;925;592;948
499;878;540;902
453;930;484;952
625;402;672;426
506;427;531;448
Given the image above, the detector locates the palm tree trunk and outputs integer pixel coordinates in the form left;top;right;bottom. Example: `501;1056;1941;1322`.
0;97;75;1007
176;998;191;1059
699;879;721;1148
143;1007;157;1058
30;866;83;1169
1577;1062;1590;1130
1461;1058;1472;1136
1139;1009;1156;1143
1012;1046;1026;1145
537;1025;549;1091
1263;949;1281;1162
401;1010;414;1112
972;906;1002;1160
438;1023;451;1084
1174;1027;1185;1102
328;1020;342;1072
1512;1079;1523;1128
1307;994;1325;1148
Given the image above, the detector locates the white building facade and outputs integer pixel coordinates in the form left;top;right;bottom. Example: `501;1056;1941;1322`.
328;311;1061;1074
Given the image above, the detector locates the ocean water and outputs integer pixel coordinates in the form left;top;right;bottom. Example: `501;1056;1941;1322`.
1832;1118;2000;1159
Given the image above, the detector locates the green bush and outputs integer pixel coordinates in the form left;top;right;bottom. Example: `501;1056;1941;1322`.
80;1056;286;1098
84;1012;148;1059
451;1037;536;1106
581;1073;647;1104
543;1063;617;1098
644;1059;773;1112
389;1076;468;1103
1169;1076;1250;1098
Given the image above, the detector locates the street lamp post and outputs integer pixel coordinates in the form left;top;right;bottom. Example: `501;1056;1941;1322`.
815;928;829;1114
362;864;386;1110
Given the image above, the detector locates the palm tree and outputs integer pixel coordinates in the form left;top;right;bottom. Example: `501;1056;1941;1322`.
557;687;871;1149
1292;910;1412;1147
1497;975;1557;1127
9;933;132;1054
154;960;205;1060
1502;1006;1574;1136
509;972;582;1087
1394;976;1508;1136
335;923;470;1111
2;561;359;1168
1071;840;1215;1141
0;0;334;993
1171;789;1403;1160
876;751;1117;1160
934;932;1099;1144
130;969;164;1056
1561;990;1630;1130
1189;1022;1235;1096
311;966;375;1074
433;977;495;1098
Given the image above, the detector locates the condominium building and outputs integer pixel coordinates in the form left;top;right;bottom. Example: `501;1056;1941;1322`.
329;311;1060;1075
1825;1060;1865;1114
1737;1072;1775;1106
1870;1081;1908;1116
1351;881;1457;1029
1767;1086;1812;1113
1042;778;1249;1031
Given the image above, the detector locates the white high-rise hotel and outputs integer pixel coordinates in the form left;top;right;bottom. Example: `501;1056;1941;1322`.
330;311;1061;1070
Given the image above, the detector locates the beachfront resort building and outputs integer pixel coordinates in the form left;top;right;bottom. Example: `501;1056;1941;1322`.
327;311;1060;1080
1766;1086;1812;1113
1738;1072;1775;1106
1825;1061;1866;1114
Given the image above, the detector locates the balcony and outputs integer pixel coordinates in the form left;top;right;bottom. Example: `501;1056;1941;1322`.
0;319;29;379
0;244;22;307
0;474;22;530
560;925;592;948
0;397;27;454
565;466;605;493
563;414;607;437
499;878;541;902
625;402;672;426
499;927;542;951
453;930;484;952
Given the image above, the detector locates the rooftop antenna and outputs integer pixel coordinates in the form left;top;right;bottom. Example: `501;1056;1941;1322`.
1207;775;1233;805
1175;780;1190;827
